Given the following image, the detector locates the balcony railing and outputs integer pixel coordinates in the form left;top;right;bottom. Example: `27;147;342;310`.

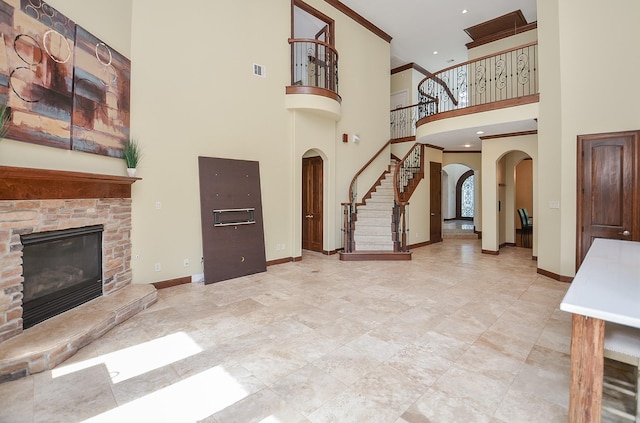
289;38;338;94
417;42;538;117
390;101;436;139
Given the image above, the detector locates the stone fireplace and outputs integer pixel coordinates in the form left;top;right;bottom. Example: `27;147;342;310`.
0;166;138;343
21;224;104;329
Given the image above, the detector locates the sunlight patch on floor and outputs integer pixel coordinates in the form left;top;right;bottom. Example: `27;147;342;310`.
51;332;203;383
80;365;250;422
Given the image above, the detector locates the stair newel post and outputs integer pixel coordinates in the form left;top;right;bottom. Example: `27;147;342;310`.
401;202;409;252
342;203;350;253
392;201;400;252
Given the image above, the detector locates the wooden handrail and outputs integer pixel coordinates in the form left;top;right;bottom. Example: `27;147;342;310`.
417;74;458;107
418;41;538;109
392;142;422;204
348;139;391;203
390;98;437;113
288;38;339;60
429;41;538;77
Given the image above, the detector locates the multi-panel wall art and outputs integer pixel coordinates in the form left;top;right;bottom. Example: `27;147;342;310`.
0;0;130;158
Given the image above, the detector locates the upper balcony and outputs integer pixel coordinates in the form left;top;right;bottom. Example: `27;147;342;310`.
285;38;342;121
391;42;538;141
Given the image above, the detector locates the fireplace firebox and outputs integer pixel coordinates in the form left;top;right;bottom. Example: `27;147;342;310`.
21;225;103;329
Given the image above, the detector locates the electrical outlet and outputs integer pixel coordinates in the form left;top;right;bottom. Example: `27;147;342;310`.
155;201;162;210
154;263;161;271
183;258;189;267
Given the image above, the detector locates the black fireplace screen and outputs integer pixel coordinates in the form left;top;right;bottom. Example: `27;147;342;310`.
21;225;103;329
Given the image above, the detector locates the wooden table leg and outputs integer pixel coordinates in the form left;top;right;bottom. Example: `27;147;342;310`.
568;314;605;423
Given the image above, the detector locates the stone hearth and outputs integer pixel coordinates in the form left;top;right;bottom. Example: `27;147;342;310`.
0;166;156;381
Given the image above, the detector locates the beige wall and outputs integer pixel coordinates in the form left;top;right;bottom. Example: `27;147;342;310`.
129;0;390;281
443;152;482;230
0;0;391;284
390;67;426;105
468;29;537;61
537;0;640;277
481;134;537;255
515;159;533;230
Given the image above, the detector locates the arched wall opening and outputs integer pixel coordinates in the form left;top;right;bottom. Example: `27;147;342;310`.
480;134;537;256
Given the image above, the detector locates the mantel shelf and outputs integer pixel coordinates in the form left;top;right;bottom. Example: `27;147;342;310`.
0;166;140;200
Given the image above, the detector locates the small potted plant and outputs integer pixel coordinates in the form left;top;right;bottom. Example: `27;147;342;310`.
122;138;142;177
0;104;11;139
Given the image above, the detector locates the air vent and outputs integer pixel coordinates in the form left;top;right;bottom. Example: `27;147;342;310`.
253;63;266;78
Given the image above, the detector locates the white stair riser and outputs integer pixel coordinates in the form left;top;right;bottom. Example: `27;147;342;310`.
355;218;391;227
354;226;391;236
352;162;398;252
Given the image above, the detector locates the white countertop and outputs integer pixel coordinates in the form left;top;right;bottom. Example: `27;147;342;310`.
560;238;640;328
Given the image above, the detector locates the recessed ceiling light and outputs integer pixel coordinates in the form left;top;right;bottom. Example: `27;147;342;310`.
462;9;468;14
464;144;472;148
433;51;438;55
476;130;484;135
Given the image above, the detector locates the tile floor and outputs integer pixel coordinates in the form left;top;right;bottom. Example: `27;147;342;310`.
0;239;633;422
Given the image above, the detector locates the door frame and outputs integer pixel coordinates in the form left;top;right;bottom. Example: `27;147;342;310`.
302;155;324;252
576;130;640;269
430;161;442;243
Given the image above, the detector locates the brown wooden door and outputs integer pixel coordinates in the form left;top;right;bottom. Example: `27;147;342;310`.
430;161;442;243
302;156;323;252
577;130;640;268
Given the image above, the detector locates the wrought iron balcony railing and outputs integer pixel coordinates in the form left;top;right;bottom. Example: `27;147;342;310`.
288;38;338;94
416;42;538;118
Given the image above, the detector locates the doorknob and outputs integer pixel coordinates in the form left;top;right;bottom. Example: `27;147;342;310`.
305;215;313;218
618;230;631;236
430;213;435;216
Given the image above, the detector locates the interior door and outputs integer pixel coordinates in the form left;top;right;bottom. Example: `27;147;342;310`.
430;161;442;243
577;130;640;268
302;156;323;252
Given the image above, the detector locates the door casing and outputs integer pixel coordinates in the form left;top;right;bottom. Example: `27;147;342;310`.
576;130;640;269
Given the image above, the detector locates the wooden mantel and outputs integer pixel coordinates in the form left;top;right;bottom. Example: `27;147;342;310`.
0;166;140;200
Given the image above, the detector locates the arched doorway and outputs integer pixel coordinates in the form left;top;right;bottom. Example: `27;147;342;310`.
442;163;476;238
456;169;474;220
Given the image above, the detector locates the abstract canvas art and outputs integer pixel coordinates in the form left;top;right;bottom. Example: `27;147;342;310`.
71;26;130;157
0;0;130;157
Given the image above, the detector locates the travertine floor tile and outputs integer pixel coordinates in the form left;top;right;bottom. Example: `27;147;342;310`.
2;240;631;423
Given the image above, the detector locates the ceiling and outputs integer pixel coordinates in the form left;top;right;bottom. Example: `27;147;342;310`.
339;0;537;71
338;0;538;151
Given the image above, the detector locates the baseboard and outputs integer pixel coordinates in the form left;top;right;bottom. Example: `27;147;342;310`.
323;249;338;255
154;256;297;288
475;230;482;239
481;249;499;255
537;267;573;283
266;257;294;266
408;240;437;249
152;276;191;290
293;256;302;262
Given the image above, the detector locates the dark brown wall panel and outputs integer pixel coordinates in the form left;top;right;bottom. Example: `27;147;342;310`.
198;157;266;284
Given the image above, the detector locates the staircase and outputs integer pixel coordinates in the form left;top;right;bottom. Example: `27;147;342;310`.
340;144;424;261
353;168;395;251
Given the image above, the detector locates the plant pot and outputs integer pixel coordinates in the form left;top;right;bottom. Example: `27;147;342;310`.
126;168;137;177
